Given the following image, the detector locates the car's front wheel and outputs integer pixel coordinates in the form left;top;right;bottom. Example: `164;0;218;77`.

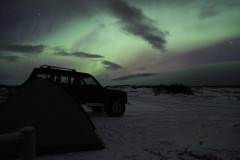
106;101;125;117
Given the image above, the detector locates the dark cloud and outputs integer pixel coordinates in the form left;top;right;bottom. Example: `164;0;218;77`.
56;51;104;58
112;62;240;86
107;0;168;51
113;73;157;81
55;51;70;56
198;1;240;18
73;52;104;58
199;7;218;18
4;44;45;54
102;60;123;70
0;55;20;61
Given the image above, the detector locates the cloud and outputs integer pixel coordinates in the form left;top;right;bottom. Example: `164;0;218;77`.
198;1;240;18
113;73;158;81
122;37;240;75
102;60;123;70
199;6;218;18
4;44;45;54
110;62;240;86
148;37;240;73
107;0;168;51
56;51;104;58
0;55;20;61
138;66;146;70
73;52;104;58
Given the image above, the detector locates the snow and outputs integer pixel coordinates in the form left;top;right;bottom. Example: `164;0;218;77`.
1;86;240;159
38;87;240;160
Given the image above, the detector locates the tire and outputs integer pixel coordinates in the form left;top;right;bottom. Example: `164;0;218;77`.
106;101;125;117
91;106;103;112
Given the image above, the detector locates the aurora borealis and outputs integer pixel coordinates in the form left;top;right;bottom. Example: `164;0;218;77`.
0;0;240;85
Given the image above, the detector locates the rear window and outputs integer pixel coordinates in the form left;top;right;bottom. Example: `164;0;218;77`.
36;74;49;79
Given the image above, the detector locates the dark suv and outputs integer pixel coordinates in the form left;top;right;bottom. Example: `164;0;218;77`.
27;65;127;117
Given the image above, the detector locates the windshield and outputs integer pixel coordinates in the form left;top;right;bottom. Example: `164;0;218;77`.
82;76;99;86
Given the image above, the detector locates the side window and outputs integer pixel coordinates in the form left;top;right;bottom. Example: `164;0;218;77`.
73;77;82;85
60;76;75;85
60;76;69;84
36;73;77;85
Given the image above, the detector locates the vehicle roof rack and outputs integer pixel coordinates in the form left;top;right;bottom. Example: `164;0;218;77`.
40;65;76;72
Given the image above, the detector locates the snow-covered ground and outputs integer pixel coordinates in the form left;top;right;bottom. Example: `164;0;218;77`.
38;87;240;160
1;86;240;160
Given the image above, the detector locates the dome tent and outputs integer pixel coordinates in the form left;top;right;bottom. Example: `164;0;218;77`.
0;79;104;156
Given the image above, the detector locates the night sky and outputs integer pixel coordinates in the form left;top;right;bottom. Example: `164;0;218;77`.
0;0;240;86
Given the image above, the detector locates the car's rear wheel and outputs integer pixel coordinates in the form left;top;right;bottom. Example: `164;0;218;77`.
106;101;125;117
91;106;103;112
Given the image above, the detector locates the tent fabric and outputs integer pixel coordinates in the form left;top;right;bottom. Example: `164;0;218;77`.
0;79;104;155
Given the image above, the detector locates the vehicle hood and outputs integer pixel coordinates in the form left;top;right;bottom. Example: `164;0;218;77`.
104;88;127;95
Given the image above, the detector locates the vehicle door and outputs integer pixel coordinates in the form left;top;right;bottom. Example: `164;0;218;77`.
80;76;105;103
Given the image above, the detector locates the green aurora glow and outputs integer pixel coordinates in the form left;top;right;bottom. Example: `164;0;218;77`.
0;0;240;85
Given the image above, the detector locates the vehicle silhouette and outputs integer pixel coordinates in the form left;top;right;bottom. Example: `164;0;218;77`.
26;65;127;117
